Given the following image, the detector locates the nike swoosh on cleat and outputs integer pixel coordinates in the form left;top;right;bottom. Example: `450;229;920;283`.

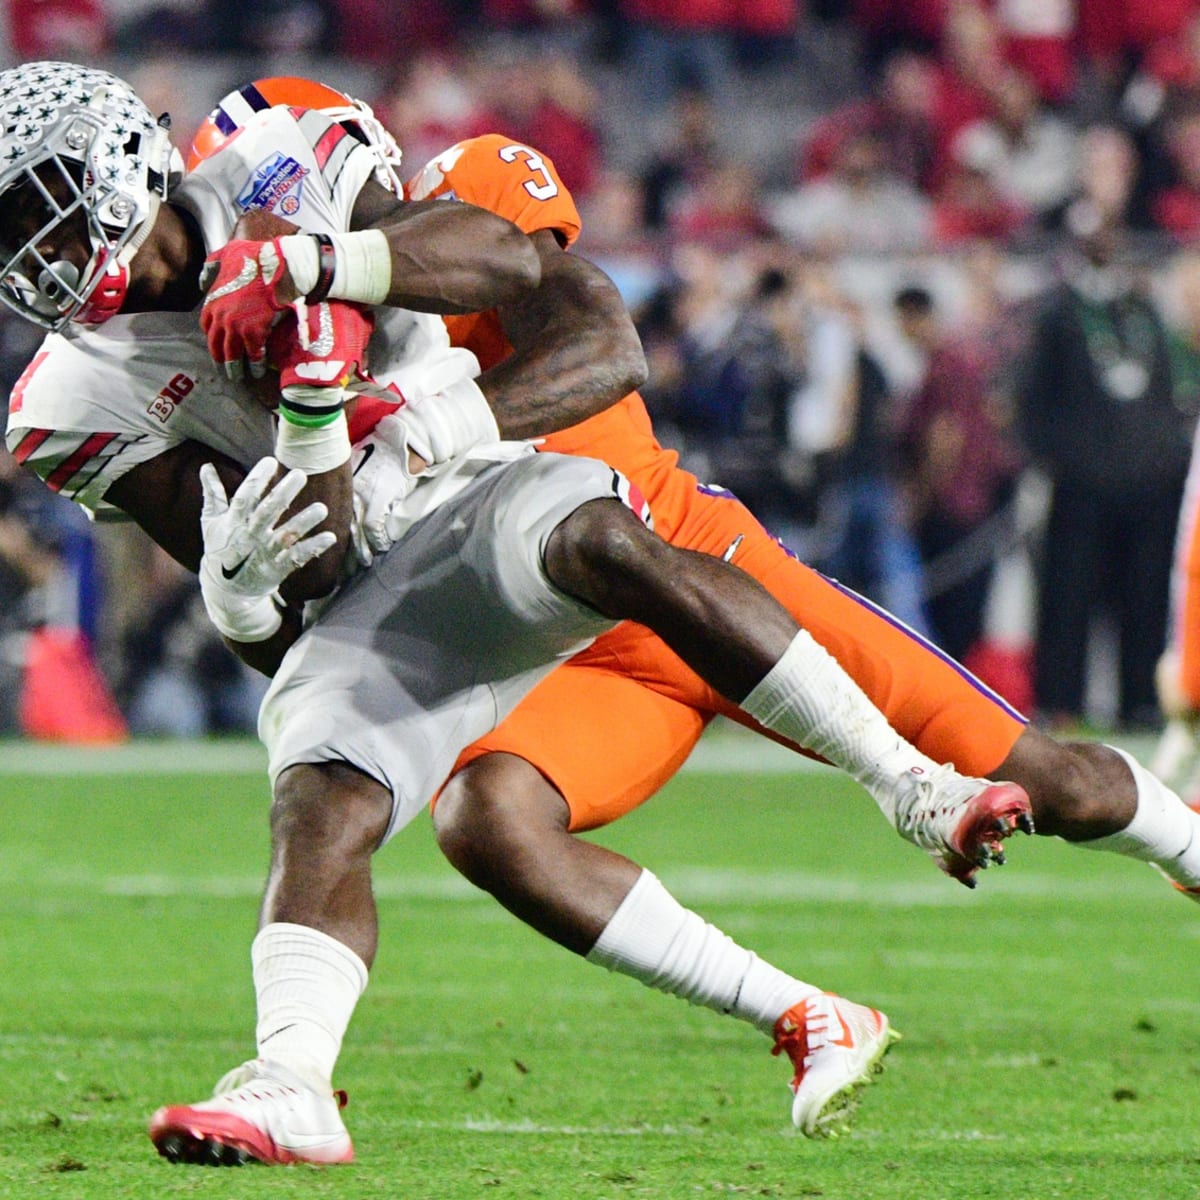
826;1008;857;1049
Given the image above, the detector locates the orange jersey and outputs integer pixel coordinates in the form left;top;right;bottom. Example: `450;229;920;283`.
406;134;709;537
1169;419;1200;707
412;135;1027;830
407;134;580;373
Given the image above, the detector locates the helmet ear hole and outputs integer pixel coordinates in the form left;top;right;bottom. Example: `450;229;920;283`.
37;260;79;300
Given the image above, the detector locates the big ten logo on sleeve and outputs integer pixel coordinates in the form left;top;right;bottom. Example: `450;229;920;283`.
148;372;196;423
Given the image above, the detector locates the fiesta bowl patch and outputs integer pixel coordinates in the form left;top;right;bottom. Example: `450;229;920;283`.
237;153;309;214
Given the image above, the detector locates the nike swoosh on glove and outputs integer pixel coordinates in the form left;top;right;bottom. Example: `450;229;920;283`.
198;457;336;642
351;413;425;554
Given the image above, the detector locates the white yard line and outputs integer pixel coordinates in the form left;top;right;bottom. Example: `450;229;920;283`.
0;723;820;776
32;864;1167;907
0;738;270;775
0;727;1159;777
458;1118;707;1137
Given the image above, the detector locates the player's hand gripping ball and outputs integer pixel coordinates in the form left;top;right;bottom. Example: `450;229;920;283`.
200;210;302;382
267;298;374;426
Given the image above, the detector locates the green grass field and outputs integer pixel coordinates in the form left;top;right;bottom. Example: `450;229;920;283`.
0;731;1197;1200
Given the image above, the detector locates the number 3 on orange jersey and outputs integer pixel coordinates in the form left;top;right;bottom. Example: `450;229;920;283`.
498;145;560;201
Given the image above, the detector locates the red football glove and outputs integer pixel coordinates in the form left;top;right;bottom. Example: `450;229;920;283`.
268;299;374;427
200;238;300;380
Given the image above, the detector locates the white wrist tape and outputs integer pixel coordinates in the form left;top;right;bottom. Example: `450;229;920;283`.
402;377;499;464
327;229;392;305
277;231;391;305
276;407;352;473
278;235;320;296
199;558;283;643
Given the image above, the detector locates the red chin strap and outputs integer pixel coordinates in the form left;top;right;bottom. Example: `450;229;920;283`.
74;254;129;326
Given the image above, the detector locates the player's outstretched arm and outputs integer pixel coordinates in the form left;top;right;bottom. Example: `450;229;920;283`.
481;229;647;440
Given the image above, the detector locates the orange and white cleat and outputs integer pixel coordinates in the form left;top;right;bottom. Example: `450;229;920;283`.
892;765;1034;887
772;993;899;1138
149;1059;354;1166
1150;861;1200;904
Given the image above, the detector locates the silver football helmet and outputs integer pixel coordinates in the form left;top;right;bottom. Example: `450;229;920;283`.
0;61;182;330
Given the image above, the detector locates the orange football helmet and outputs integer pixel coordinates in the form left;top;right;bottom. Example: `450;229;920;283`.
187;76;404;195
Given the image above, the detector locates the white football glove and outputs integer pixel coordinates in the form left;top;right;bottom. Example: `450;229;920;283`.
351;413;425;555
399;376;498;466
198;457;337;642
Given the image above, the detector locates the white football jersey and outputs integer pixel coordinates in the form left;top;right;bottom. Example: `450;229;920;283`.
5;105;480;520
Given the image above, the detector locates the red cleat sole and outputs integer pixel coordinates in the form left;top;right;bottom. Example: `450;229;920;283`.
149;1105;354;1167
943;781;1034;887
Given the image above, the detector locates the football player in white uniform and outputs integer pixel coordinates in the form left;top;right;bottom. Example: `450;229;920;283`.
0;62;1062;1164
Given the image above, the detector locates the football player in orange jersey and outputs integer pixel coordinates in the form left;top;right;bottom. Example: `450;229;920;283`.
1144;258;1200;805
176;79;1200;1157
2;69;1030;1160
400;137;1200;893
1153;412;1200;807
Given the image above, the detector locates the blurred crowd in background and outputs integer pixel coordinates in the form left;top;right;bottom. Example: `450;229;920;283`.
3;0;1200;740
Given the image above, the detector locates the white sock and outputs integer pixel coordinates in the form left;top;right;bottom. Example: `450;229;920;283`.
1079;747;1200;886
740;629;944;823
585;870;818;1036
252;922;369;1092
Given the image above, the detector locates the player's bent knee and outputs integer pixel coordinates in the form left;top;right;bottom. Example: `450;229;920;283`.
545;498;664;617
272;761;394;858
1000;732;1132;835
435;753;572;878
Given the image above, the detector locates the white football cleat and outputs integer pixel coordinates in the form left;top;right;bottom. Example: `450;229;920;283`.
892;763;1034;887
772;992;899;1138
148;1059;354;1166
1150;717;1200;813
